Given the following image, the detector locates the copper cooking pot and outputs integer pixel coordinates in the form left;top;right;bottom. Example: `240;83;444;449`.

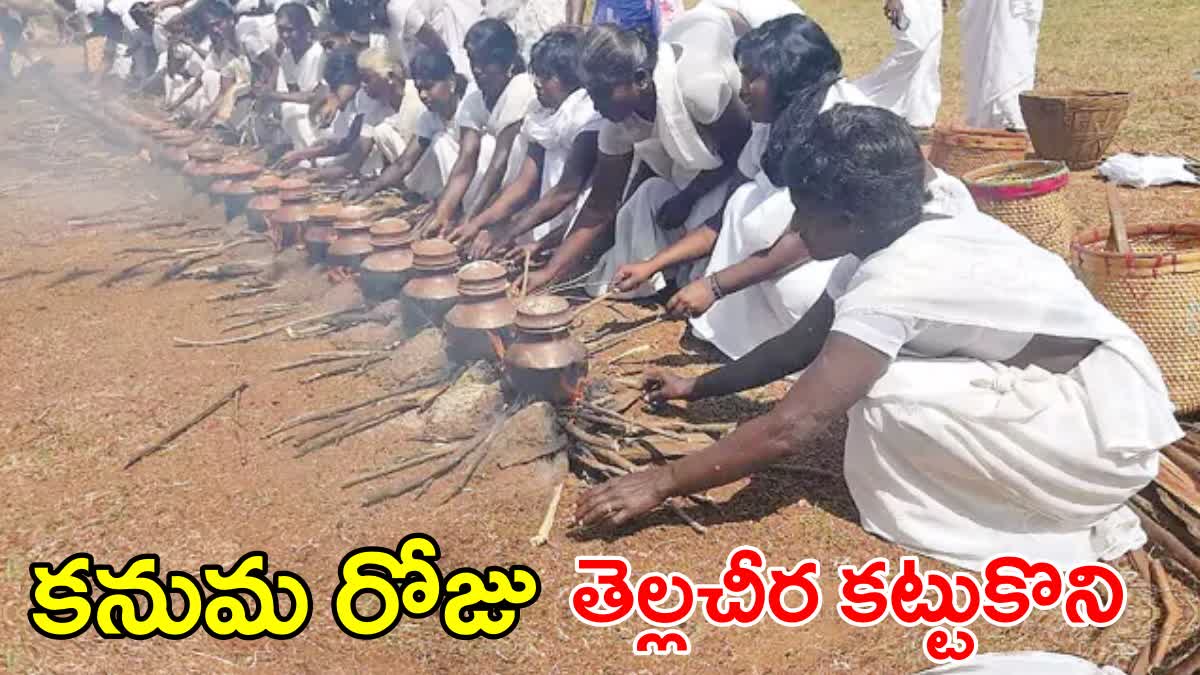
444;260;516;363
182;159;220;194
369;218;415;249
246;194;282;233
269;204;309;249
327;205;374;270
278;177;312;204
503;295;588;404
358;218;416;299
251;174;283;195
309;202;341;227
223;180;257;223
401;238;461;327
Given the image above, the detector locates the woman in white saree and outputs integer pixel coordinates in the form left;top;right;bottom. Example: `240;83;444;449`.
520;15;753;294
576;105;1182;572
959;0;1041;130
853;0;944;128
450;28;604;261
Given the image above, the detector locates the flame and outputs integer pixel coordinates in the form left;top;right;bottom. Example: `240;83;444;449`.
563;372;588;407
487;330;506;361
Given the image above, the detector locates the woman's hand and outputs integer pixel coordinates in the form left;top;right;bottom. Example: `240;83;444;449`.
343;182;376;204
275;150;304;171
641;368;697;405
574;467;674;530
656;193;693;231
467;229;493;260
611;261;657;294
503;239;542;265
666;278;716;318
447;219;482;248
884;0;906;28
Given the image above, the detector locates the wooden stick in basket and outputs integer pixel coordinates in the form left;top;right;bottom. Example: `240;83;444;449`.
1105;183;1131;254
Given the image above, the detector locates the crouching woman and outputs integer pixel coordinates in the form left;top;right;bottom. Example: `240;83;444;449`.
576;104;1183;571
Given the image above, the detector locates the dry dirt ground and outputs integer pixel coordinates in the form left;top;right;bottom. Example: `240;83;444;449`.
2;2;1200;672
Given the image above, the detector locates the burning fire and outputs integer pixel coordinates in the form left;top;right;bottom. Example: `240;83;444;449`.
487;330;506;361
563;372;588;407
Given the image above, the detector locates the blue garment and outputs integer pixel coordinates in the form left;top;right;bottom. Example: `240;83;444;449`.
593;0;661;38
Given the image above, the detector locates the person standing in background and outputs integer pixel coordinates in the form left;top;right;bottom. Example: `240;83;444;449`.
853;0;944;130
959;0;1041;130
569;0;657;39
479;0;567;58
384;0;479;80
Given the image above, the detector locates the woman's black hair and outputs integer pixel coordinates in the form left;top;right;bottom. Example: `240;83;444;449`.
329;0;374;33
464;18;525;72
785;105;927;250
578;23;657;89
197;0;233;24
530;28;584;90
735;14;842;186
323;45;360;88
409;47;468;94
276;2;314;31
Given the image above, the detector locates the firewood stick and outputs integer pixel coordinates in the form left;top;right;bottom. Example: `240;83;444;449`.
342;450;456;489
608;345;651;366
1171;645;1200;675
1164;445;1200;483
295;400;420;457
579;401;689;442
1131;642;1151;675
1133;504;1200;581
571;291;615;321
264;390;404;439
272;351;377;372
1129;549;1153;581
440;418;508;504
1156;488;1200;538
579;457;708;535
766;463;843;480
123;383;249;469
206;285;281;302
588;316;666;354
174;308;359;347
530;480;566;547
362;421;495;507
1151;559;1180;668
300;355;389;384
497;444;567;470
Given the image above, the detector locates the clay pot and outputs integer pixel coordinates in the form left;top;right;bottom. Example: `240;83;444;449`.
444;260;516;363
214;161;262;182
187;143;224;163
309;202;341;227
369;218;415;250
278;178;312;204
162;146;190;169
223;180;257;223
303;223;335;263
504;295;589;404
269;205;309;249
246;194;282;233
402;238;461;327
359;232;415;301
182;159;220;193
328;209;375;270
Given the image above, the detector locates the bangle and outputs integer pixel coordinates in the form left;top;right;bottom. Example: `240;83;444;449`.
708;274;725;300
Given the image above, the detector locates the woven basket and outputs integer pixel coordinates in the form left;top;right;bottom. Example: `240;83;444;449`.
963;161;1073;258
929;125;1029;177
1072;222;1200;414
1020;90;1132;170
83;35;107;75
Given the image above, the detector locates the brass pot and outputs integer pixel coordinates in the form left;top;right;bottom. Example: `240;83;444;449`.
309;202;341;228
444;261;515;363
327;236;374;270
223;180;257;223
504;295;589;404
278;177;312;204
182;159;220;194
369;218;415;250
402;238;461;327
246;194;282;232
359;248;414;300
269;205;309;249
251;174;283;195
303;224;335;263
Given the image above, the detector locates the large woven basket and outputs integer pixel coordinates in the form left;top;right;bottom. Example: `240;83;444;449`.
1072;222;1200;414
1020;90;1132;170
929;125;1029;177
963;161;1073;258
83;35;107;75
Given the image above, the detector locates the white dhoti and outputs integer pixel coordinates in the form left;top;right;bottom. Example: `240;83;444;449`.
922;652;1128;675
959;0;1042;130
844;349;1161;571
853;0;944;128
587;173;730;299
403;129;495;210
280;101;320;149
690;180;835;359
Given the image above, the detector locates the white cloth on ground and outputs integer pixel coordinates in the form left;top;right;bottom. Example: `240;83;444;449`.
588;6;747;298
518;88;604;242
825;209;1181;571
921;652;1127;675
276;40;325;148
686;81;876;359
455;73;539;210
853;0;943;127
404;108;496;208
959;0;1041;129
385;0;478;80
1098;153;1200;188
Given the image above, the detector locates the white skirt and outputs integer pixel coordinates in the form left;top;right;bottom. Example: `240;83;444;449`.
404;130;496;212
587;175;730;299
690;181;836;359
844;350;1159;571
852;0;944;127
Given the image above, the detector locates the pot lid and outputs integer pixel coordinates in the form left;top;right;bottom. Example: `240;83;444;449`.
514;295;574;333
280;189;312;203
278;177;311;192
328;238;375;257
456;260;509;297
214;161;262;178
184;161;219;176
188;143;224;162
248;194;282;210
370;217;412;237
310;202;342;223
251;175;282;193
363;249;415;273
411;238;459;271
336;205;374;224
272;205;310;224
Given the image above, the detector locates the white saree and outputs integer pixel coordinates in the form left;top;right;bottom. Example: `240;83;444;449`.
853;0;943;128
519;89;604;242
455;73;538;213
829;210;1182;571
403;107;496;209
959;0;1042;130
